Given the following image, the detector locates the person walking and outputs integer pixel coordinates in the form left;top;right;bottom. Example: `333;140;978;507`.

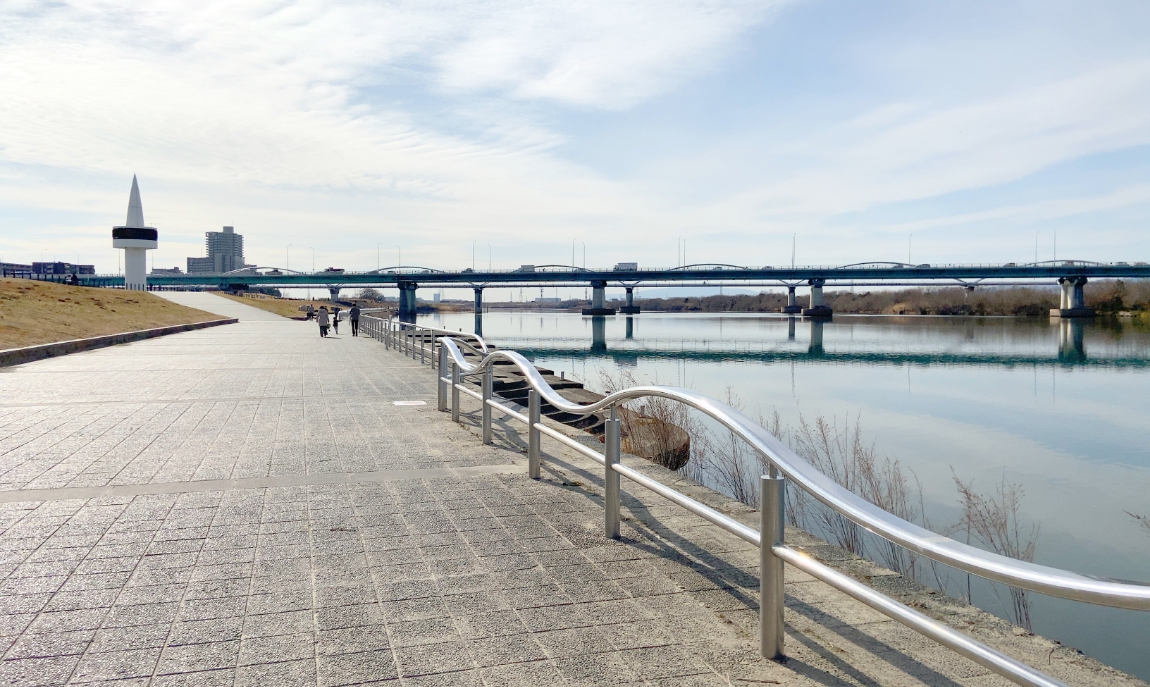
316;306;330;337
349;304;361;337
331;307;341;335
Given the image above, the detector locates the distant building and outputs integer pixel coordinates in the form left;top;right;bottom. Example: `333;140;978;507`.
150;266;183;275
187;226;253;274
1;262;32;278
32;262;96;275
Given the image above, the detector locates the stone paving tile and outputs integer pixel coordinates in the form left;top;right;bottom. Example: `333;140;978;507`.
0;297;1144;686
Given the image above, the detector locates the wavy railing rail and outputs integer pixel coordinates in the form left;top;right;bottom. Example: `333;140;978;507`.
359;315;1150;687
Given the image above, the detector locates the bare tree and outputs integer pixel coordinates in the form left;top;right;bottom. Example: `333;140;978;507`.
952;471;1039;631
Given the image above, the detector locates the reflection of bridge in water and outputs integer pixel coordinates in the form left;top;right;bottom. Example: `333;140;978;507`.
488;318;1142;368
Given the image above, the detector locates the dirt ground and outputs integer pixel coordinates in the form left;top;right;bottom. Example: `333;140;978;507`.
0;279;220;349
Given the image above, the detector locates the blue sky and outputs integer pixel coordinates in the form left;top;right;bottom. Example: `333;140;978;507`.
2;0;1149;275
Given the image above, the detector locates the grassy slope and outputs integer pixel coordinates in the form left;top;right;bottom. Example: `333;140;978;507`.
0;279;220;349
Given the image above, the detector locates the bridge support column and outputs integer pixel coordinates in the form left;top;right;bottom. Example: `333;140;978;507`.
473;288;483;315
781;286;801;314
582;280;617;315
802;279;832;318
1051;277;1095;318
328;287;340;302
620;287;640;314
398;282;418;323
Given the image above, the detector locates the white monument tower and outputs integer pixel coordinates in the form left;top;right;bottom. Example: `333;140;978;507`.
112;176;158;290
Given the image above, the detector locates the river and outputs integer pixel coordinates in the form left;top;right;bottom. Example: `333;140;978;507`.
418;310;1150;680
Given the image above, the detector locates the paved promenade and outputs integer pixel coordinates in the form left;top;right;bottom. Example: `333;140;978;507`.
0;294;1141;686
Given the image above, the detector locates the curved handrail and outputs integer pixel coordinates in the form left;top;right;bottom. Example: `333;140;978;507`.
436;337;1150;612
371;316;490;354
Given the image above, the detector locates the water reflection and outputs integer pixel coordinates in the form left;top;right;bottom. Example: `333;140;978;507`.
591;315;607;353
421;310;1150;679
1058;319;1086;363
808;319;824;357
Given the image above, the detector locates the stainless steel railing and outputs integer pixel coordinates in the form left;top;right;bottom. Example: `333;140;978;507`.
359;315;1150;687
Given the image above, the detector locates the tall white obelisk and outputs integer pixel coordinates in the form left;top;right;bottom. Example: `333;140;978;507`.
112;176;158;291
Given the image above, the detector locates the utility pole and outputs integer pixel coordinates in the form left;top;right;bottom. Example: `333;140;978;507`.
908;234;913;264
791;234;795;268
287;244;291;270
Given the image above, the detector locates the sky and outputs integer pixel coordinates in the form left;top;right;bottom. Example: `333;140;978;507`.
2;0;1150;277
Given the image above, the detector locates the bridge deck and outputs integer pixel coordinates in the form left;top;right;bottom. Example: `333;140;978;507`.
0;294;1138;686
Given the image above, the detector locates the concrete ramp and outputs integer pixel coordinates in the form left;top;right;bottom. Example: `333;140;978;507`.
156;291;286;321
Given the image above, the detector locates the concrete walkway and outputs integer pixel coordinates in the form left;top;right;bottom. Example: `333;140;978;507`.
0;298;1141;686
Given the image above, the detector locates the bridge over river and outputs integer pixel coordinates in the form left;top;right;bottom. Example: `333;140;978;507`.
62;260;1150;320
0;293;1139;685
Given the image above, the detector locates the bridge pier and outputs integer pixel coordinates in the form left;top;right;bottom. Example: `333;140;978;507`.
802;279;833;318
582;280;617;315
473;288;483;315
625;316;634;339
397;281;418;323
781;286;802;314
328;287;341;302
1051;277;1095;318
620;287;640;314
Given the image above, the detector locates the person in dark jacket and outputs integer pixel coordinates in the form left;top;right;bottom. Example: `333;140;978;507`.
349;304;361;336
316;306;330;337
331;307;341;334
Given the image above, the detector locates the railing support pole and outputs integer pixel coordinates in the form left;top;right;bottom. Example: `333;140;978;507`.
528;390;541;478
384;320;390;349
605;417;621;539
482;366;493;445
420;334;426;365
451;363;461;423
761;474;786;660
437;345;448;412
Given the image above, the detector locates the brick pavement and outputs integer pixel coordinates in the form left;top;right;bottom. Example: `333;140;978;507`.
0;294;1141;686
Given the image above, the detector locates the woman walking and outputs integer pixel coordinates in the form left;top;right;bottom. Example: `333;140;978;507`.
316;306;330;337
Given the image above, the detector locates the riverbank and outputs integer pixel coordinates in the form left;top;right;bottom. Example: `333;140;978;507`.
633;282;1150;316
0;279;220;348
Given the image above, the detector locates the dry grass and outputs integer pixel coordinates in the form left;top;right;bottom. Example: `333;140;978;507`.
213;293;333;319
0;279;220;349
952;472;1040;630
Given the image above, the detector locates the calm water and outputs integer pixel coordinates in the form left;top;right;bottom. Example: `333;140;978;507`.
420;310;1150;679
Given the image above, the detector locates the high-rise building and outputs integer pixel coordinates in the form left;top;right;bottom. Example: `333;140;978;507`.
187;226;251;274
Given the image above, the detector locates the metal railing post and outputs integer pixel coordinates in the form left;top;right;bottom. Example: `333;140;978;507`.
420;332;426;365
385;320;390;349
482;366;493;444
528;390;541;478
604;417;621;539
451;362;461;423
761;473;785;660
437;344;448;412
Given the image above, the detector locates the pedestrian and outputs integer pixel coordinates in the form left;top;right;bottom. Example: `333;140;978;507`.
304;303;314;320
350;304;361;337
331;307;341;334
317;306;330;337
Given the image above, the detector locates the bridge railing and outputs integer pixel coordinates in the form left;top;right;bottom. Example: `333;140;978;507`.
357;315;1150;687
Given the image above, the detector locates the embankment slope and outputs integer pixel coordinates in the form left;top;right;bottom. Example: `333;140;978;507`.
0;279;220;349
